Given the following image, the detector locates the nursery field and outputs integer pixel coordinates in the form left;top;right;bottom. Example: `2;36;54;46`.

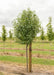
0;39;54;64
0;39;54;75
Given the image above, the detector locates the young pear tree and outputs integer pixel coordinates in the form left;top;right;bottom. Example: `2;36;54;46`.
13;8;40;72
52;32;54;40
40;27;45;40
2;25;6;42
9;30;13;49
47;17;53;41
2;25;6;49
9;30;12;39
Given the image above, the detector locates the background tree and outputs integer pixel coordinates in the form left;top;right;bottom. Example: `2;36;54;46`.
13;8;40;72
40;27;45;40
2;25;6;42
2;25;6;49
9;30;13;49
9;30;12;39
52;32;54;40
47;17;53;41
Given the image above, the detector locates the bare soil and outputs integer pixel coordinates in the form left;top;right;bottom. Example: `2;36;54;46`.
0;62;54;75
0;48;54;75
0;47;54;51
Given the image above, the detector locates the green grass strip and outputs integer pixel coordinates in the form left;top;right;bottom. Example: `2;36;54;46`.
0;55;54;65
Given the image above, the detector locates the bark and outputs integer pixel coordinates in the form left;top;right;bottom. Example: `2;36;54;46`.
29;42;32;72
10;39;11;49
26;44;28;72
3;41;5;51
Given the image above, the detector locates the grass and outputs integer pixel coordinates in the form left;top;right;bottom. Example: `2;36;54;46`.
0;49;26;54
0;49;54;55
0;72;4;75
0;55;54;65
32;42;54;50
0;55;26;63
0;39;54;66
32;58;54;65
0;40;54;50
32;50;54;55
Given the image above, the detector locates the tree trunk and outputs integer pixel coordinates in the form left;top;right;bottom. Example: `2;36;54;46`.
26;44;28;72
3;41;5;52
10;39;12;50
29;43;32;72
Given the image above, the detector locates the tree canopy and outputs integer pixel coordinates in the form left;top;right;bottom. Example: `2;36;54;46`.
13;8;40;44
9;30;12;39
2;25;6;42
47;17;53;41
40;27;45;40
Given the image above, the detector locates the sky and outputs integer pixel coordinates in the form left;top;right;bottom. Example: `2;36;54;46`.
0;0;54;34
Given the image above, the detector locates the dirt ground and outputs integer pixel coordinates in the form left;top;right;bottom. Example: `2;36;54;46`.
0;47;54;51
0;52;54;60
0;49;54;75
0;61;54;75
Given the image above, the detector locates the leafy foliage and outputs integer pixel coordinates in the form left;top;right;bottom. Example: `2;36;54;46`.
47;17;53;41
40;27;45;40
2;25;6;42
9;30;12;39
13;8;40;44
52;32;54;40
